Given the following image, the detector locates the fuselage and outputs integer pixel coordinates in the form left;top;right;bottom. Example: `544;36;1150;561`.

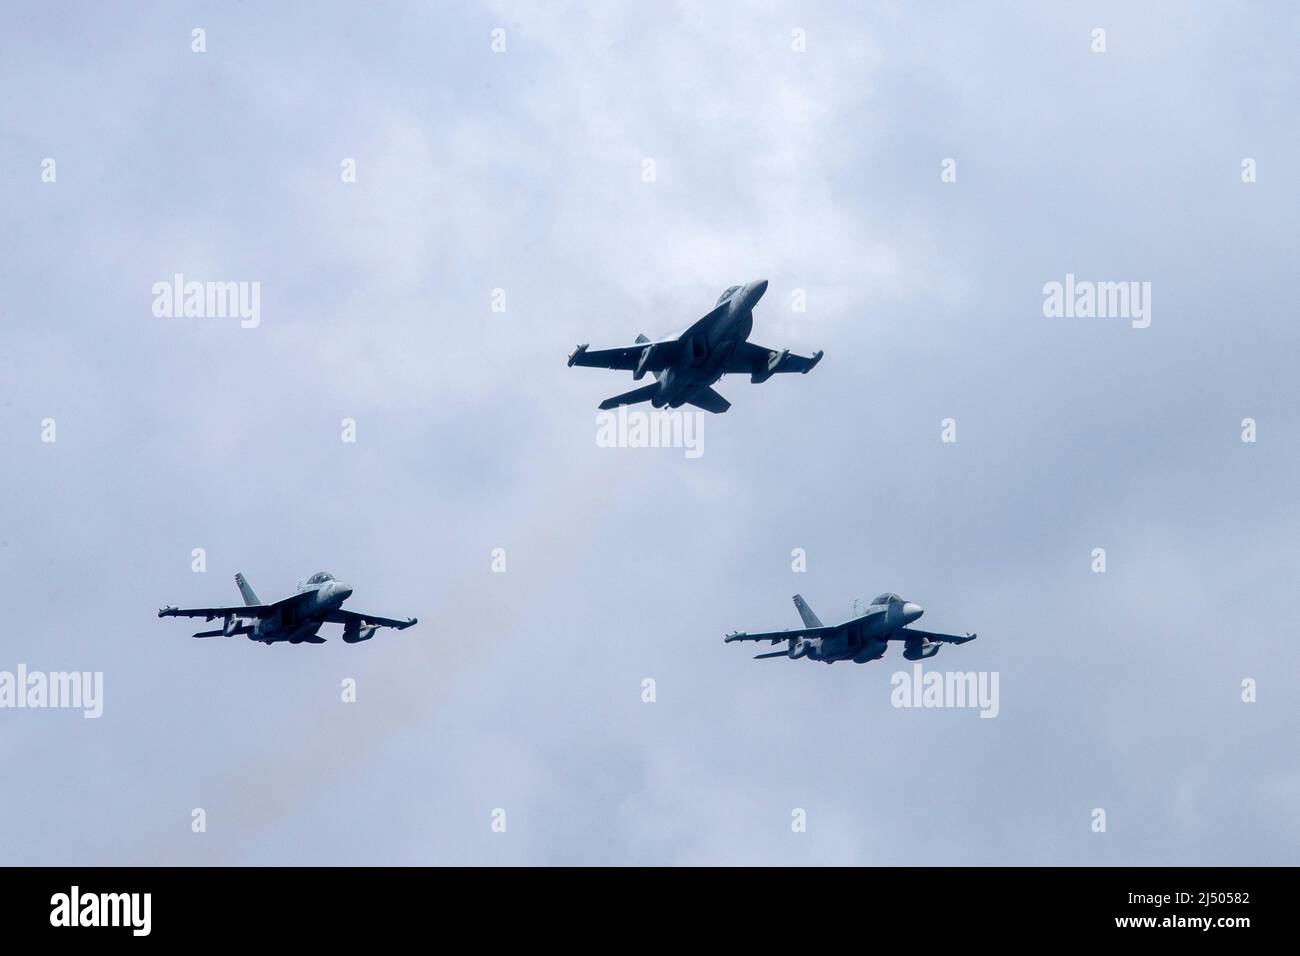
651;279;767;408
249;574;353;644
794;599;924;664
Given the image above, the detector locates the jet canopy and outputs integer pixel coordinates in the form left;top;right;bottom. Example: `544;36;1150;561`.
716;285;742;305
306;572;336;584
870;593;902;606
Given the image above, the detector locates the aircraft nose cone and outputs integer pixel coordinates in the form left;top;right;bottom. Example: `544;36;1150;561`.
902;602;924;623
739;279;768;312
336;584;353;601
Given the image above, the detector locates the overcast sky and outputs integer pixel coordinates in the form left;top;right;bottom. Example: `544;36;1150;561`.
2;1;1298;865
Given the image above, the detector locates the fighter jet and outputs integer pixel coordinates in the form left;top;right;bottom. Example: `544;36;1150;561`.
725;592;975;664
158;571;417;645
567;279;822;413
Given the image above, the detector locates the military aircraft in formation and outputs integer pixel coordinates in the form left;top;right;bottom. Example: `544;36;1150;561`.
156;288;973;660
158;572;417;645
568;279;822;413
725;592;976;664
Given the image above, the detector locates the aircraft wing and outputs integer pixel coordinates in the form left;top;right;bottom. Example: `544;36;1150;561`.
725;341;824;381
159;603;272;620
323;609;418;630
724;624;841;644
569;300;739;371
899;627;977;644
568;341;679;371
675;301;735;342
158;588;316;622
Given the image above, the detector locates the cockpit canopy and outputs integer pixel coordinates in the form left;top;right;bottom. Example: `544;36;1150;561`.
870;592;902;606
716;285;742;306
306;572;335;585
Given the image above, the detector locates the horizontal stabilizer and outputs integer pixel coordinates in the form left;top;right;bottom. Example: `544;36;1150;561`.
191;626;250;638
598;382;660;410
685;386;730;414
753;649;789;660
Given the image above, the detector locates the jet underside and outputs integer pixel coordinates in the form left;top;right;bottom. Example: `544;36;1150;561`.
724;593;976;665
568;280;823;414
159;572;418;646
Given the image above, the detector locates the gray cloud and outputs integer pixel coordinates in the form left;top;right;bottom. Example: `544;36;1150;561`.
1;1;1296;865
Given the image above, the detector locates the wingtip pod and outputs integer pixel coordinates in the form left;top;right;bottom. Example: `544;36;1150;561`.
567;343;589;367
804;350;824;373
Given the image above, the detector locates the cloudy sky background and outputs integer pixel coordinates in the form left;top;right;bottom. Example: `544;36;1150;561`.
2;1;1298;864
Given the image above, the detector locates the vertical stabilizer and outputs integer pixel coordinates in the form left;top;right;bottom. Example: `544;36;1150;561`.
792;594;823;628
235;573;261;606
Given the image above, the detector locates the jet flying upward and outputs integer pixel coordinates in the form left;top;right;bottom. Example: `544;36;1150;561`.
568;279;822;413
725;592;975;664
158;571;417;645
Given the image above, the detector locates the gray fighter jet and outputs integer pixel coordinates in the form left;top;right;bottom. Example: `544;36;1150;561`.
567;279;822;413
158;572;417;645
725;592;975;664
